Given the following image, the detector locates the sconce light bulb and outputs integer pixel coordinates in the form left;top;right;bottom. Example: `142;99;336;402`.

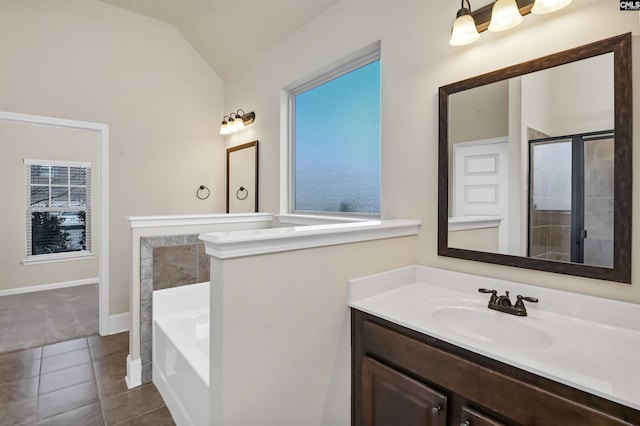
234;115;245;130
219;121;229;135
449;9;480;46
488;0;524;32
531;0;572;14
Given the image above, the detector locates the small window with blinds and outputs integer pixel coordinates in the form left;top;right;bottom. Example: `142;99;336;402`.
24;159;92;264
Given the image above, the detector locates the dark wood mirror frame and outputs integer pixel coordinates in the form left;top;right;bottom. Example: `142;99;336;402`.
438;33;632;283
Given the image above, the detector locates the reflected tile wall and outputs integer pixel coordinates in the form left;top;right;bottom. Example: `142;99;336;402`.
138;235;210;384
529;209;571;261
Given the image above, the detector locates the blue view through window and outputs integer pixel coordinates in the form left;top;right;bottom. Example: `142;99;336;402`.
294;60;380;214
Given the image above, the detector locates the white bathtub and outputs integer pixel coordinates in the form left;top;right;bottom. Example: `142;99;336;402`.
153;282;210;426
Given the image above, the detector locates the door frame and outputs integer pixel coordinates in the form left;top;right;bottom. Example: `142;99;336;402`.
0;111;110;335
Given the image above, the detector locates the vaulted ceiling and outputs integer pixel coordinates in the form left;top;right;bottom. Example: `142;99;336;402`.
100;0;339;80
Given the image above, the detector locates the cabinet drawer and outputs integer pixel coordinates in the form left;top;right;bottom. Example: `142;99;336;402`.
461;406;507;426
360;317;636;425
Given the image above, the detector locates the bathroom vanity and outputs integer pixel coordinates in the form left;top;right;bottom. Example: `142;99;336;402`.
349;266;640;425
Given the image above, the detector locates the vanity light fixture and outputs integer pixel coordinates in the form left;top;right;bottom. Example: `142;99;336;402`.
450;0;571;46
219;109;256;135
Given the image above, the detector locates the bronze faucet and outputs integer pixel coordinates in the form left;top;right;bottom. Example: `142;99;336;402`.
478;289;538;316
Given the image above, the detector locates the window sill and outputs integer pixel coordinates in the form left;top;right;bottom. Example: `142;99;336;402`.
23;252;94;266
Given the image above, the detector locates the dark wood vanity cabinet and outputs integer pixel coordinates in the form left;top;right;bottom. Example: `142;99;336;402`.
352;309;640;426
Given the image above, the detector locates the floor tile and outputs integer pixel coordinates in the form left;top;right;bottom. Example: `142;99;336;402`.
93;352;127;381
0;398;37;426
112;406;175;426
0;377;39;407
42;338;88;358
37;381;99;421
96;374;129;402
92;346;129;400
0;358;41;386
89;336;128;361
40;348;91;375
0;333;169;426
102;384;165;426
36;401;104;426
39;363;95;395
88;332;128;349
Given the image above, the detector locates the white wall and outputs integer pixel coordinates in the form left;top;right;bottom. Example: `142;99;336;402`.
549;53;614;135
0;120;100;289
0;0;225;315
223;0;640;303
210;237;417;426
449;80;509;144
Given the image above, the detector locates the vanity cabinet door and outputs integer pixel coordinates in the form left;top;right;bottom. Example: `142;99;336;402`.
362;356;447;426
460;406;506;426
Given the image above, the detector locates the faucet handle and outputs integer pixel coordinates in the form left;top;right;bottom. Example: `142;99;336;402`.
478;288;498;305
515;295;538;308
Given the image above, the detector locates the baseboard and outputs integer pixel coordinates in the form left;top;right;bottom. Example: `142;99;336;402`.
0;278;99;297
125;355;142;389
109;312;130;335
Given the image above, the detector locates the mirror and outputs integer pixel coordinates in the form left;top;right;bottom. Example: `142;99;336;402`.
438;33;632;283
227;141;259;213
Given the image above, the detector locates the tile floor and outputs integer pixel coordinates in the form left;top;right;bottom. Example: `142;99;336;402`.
0;332;175;425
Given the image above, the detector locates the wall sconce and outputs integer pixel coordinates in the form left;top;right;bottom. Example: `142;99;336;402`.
219;109;256;135
449;0;571;46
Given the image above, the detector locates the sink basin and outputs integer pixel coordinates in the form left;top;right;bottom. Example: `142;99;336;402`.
432;306;552;349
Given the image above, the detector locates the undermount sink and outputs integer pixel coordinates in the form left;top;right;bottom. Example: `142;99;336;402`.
432;306;552;350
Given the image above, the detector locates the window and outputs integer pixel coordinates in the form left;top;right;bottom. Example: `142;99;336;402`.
290;47;380;215
24;159;92;263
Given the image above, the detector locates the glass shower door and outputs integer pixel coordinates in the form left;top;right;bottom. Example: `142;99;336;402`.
583;137;614;268
529;140;573;262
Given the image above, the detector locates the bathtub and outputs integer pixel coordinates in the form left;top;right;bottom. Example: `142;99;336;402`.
153;282;210;426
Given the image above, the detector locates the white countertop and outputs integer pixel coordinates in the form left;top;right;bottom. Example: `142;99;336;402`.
348;265;640;411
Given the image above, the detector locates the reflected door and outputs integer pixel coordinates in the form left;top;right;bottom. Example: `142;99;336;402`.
452;139;509;253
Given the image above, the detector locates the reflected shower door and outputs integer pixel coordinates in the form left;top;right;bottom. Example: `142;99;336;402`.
529;140;573;262
583;137;614;268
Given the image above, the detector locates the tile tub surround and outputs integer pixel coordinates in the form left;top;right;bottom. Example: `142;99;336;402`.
139;235;209;384
0;284;99;353
0;332;175;425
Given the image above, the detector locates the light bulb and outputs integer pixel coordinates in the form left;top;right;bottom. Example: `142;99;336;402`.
449;10;480;46
488;0;524;32
234;114;245;130
219;120;229;135
531;0;572;14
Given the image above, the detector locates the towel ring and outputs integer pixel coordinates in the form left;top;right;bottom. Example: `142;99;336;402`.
236;186;249;200
196;185;210;200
